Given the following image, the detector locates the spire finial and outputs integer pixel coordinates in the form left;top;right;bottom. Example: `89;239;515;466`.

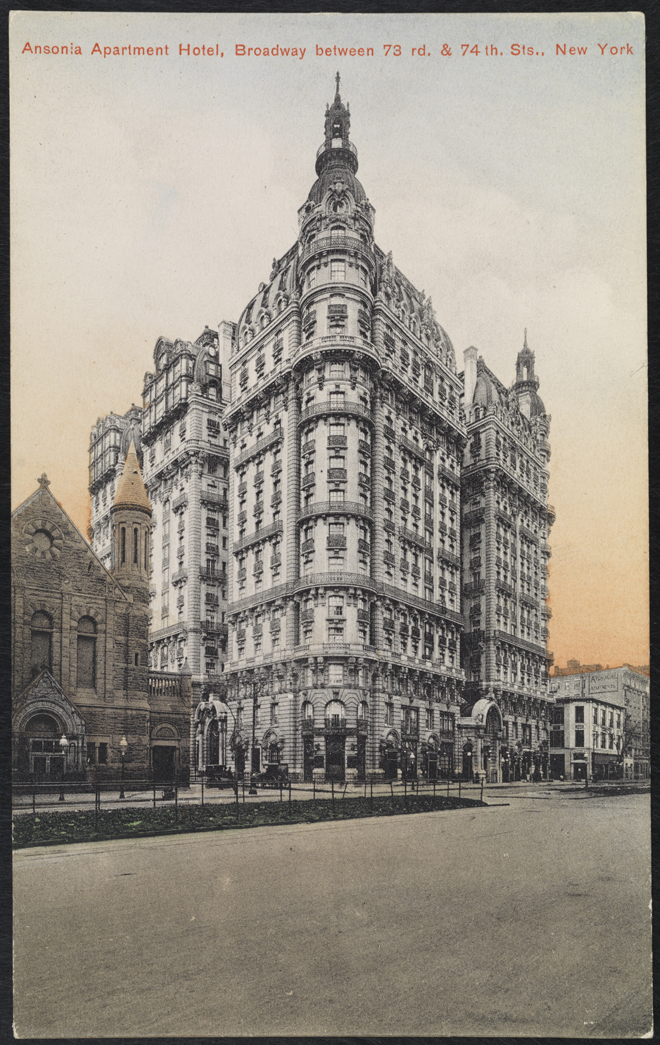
37;472;50;489
523;327;528;350
335;71;341;98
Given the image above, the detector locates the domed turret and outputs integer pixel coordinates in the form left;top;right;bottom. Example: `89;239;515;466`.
513;330;546;418
306;73;367;206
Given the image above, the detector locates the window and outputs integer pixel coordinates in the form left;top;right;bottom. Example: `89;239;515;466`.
328;621;344;641
331;260;345;281
330;362;345;378
328;596;344;616
329;489;345;504
326;698;345;725
575;706;584;724
30;611;53;675
98;742;108;765
329;390;345;410
426;707;434;730
575;730;584;747
385;702;394;726
328;664;344;685
302;701;314;725
77;617;97;688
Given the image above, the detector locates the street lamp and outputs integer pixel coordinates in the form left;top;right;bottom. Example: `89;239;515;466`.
58;734;68;800
119;736;128;800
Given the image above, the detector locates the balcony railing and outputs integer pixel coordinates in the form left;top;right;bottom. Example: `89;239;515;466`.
300;228;369;263
201;490;228;507
297;501;373;522
234;429;284;470
299;400;373;425
233;520;284;553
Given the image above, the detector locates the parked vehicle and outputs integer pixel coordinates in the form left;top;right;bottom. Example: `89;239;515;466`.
204;765;237;790
254;763;289;788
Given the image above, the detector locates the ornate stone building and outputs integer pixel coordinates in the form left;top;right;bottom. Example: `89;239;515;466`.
220;79;466;783
90;325;233;765
89;404;143;568
459;335;554;781
12;456;193;783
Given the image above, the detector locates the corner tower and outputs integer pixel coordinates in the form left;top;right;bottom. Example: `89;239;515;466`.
224;79;466;787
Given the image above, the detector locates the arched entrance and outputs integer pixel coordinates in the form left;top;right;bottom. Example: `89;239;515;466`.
24;713;65;780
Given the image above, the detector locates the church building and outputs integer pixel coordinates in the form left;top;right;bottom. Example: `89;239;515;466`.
12;451;194;783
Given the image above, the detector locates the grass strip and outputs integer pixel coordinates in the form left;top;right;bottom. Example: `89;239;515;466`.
13;793;484;849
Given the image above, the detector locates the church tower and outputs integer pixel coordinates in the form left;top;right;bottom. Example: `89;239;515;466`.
111;441;152;602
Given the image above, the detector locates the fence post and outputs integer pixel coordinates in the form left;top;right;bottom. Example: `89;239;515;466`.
458;779;461;799
153;780;156;809
280;782;283;803
235;782;239;820
174;782;178;823
201;774;204;807
242;776;245;804
481;778;484;803
32;787;36;815
313;778;315;802
289;781;292;813
370;779;373;811
331;779;335;812
404;773;407;806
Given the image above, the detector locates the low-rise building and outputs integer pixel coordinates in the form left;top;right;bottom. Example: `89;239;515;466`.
549;666;649;781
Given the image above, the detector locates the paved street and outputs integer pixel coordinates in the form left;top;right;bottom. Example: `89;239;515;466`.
13;790;651;1038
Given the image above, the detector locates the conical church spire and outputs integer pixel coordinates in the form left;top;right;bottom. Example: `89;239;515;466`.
114;442;151;514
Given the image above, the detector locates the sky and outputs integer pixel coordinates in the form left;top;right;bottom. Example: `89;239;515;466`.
10;10;648;669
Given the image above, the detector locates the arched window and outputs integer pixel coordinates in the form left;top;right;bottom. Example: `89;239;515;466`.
133;527;139;565
77;616;97;688
120;526;126;565
301;700;314;725
325;700;346;728
358;701;369;726
30;611;52;675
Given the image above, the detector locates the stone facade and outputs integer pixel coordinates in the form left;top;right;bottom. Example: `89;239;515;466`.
12;465;193;784
90;327;233;774
80;81;557;786
220;80;466;784
459;338;554;781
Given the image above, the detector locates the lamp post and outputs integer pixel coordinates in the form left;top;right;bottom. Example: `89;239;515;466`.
58;734;68;800
119;735;128;800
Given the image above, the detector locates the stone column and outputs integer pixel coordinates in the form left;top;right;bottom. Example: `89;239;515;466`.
483;469;498;686
186;452;204;680
371;389;386;585
285;379;301;653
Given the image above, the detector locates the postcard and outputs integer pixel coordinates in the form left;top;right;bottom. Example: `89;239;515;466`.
10;10;650;1038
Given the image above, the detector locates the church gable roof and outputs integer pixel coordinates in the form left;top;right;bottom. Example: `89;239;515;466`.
12;477;128;601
